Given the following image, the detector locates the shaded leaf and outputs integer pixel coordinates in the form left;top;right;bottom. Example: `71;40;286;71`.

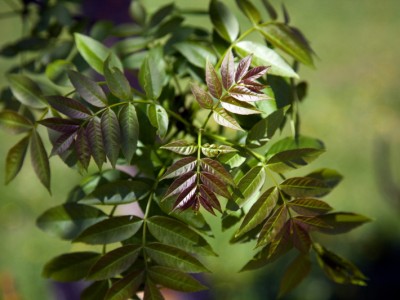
50;131;77;156
161;157;197;180
291;221;312;253
76;127;91;170
213;107;243;131
145;243;209;273
206;60;222;99
75;216;143;245
220;49;235;90
148;266;207;292
38;118;80;133
209;0;239;42
174;42;217;68
280;177;331;198
147;104;168;139
43;252;100;282
144;279;164;300
104;55;132;101
257;205;288;248
221;97;261;115
234;166;266;206
45;59;76;87
5;136;29;184
81;281;109;300
46;96;91;119
0;110;33;134
289;198;332;216
163;172;197;200
7;74;46;109
101;109;121;167
30;130;51;192
236;0;261;24
119;103;139;163
105;270;144;300
200;158;234;185
306;168;343;189
147;216;217;256
68;70;107;107
88;245;141;280
191;84;213;109
87;118;106;169
200;171;230;199
317;213;372;235
278;254;311;298
161;140;197;156
261;0;278;20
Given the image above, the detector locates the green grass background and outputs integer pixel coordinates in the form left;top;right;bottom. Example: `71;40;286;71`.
0;0;399;299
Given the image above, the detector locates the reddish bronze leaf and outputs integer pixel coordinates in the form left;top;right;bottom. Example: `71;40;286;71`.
206;60;222;99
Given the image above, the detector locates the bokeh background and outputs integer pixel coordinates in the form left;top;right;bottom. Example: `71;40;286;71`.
0;0;399;299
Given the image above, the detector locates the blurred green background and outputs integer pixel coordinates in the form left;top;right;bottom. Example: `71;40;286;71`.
1;0;399;299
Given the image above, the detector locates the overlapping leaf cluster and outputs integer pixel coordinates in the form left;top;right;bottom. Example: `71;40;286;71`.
0;0;370;299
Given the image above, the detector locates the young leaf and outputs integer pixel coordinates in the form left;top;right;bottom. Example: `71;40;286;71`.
200;171;230;199
257;205;288;248
0;110;33;134
317;212;372;234
163;172;197;200
50;131;77;156
236;0;261;25
209;0;239;42
75;215;143;245
213;107;243;131
148;266;207;292
201;143;238;158
280;177;331;198
101;108;121;168
229;86;270;102
220;49;235;90
147;104;169;139
174;41;217;68
5;135;29;184
105;270;144;300
68;70;107;107
278;254;311;298
235;54;253;82
38;118;80;133
30;130;51;192
6;74;46;109
161;157;197;180
314;243;368;286
260;23;314;66
45;96;92;119
294;216;332;231
145;243;210;273
43;252;100;282
199;184;222;213
147;216;217;256
288;198;333;216
118;103;139;163
291;222;312;253
206;60;222;99
87;245;141;280
104;56;132;101
36;203;107;240
87;118;106;169
234;166;266;206
173;182;197;211
221;97;261;115
190;84;213;109
76;127;91;170
139;47;166;100
200;158;234;185
161;140;197;156
236;187;279;238
234;41;299;78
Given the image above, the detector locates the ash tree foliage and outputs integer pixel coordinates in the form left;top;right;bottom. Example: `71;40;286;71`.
0;0;371;299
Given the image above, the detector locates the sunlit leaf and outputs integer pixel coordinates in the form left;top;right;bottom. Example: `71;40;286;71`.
206;60;222;99
280;177;331;198
45;59;76;87
104;55;132;101
317;212;372;235
200;158;234;185
213;107;243;131
30;130;51;192
75;216;143;244
68;70;107;107
200;171;230;199
209;0;239;42
257;205;287;248
46;96;92;119
173;182;197;211
139;47;166;100
161;140;197;156
145;243;209;273
201;143;237;158
229;85;271;102
220;49;235;90
221;97;261;115
0;110;33;134
105;270;144;300
235;54;253;82
161;157;197;180
306;168;343;189
43;252;100;282
101;109;121;167
234;166;266;206
37;203;107;240
191;84;213;109
288;198;332;216
87;118;106;169
174;42;217;68
119;103;139;163
163;172;197;200
218;152;246;168
148;266;207;292
6;74;46;109
147;104;169;138
5;135;29;184
236;0;261;24
147;216;217;256
87;245;141;280
278;254;311;298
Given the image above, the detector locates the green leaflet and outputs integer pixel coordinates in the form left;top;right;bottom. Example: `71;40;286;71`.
161;140;197;156
43;252;100;282
6;74;46;109
257;205;288;248
86;118;106;169
105;270;144;300
118;103;139;163
201;143;237;158
81;281;109;300
87;245;141;280
5;135;29;184
68;70;107;107
30;130;51;192
148;266;207;292
147;216;217;256
104;55;132;101
147;104;169;138
36;203;107;240
317;212;372;234
236;0;261;25
234;166;266;206
144;279;164;300
45;59;76;87
139;47;166;100
174;41;217;68
0;110;33;134
75;215;143;244
209;0;239;42
278;254;311;298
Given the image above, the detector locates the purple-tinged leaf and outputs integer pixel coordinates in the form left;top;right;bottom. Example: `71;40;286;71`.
75;127;91;170
206;60;222;99
30;130;51;192
278;254;311;298
50;131;77;156
242;66;269;81
234;166;266;207
86;118;106;169
0;110;33;134
161;157;197;180
317;212;371;235
229;86;271;102
288;198;332;216
200;158;234;185
221;97;261;115
174;182;197;210
105;270;144;300
201;143;237;158
199;184;222;213
213;107;243;131
235;54;252;82
46;96;92;120
104;56;132;101
101;109;121;168
163;171;197;199
190;84;213;109
280;177;331;198
306;168;343;189
5;135;29;184
198;194;215;215
38;118;80;133
200;171;230;199
118;103;139;163
294;216;332;231
257;205;287;248
221;49;235;90
161;140;197;156
241;79;265;92
68;70;107;107
291;221;311;253
236;187;279;238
